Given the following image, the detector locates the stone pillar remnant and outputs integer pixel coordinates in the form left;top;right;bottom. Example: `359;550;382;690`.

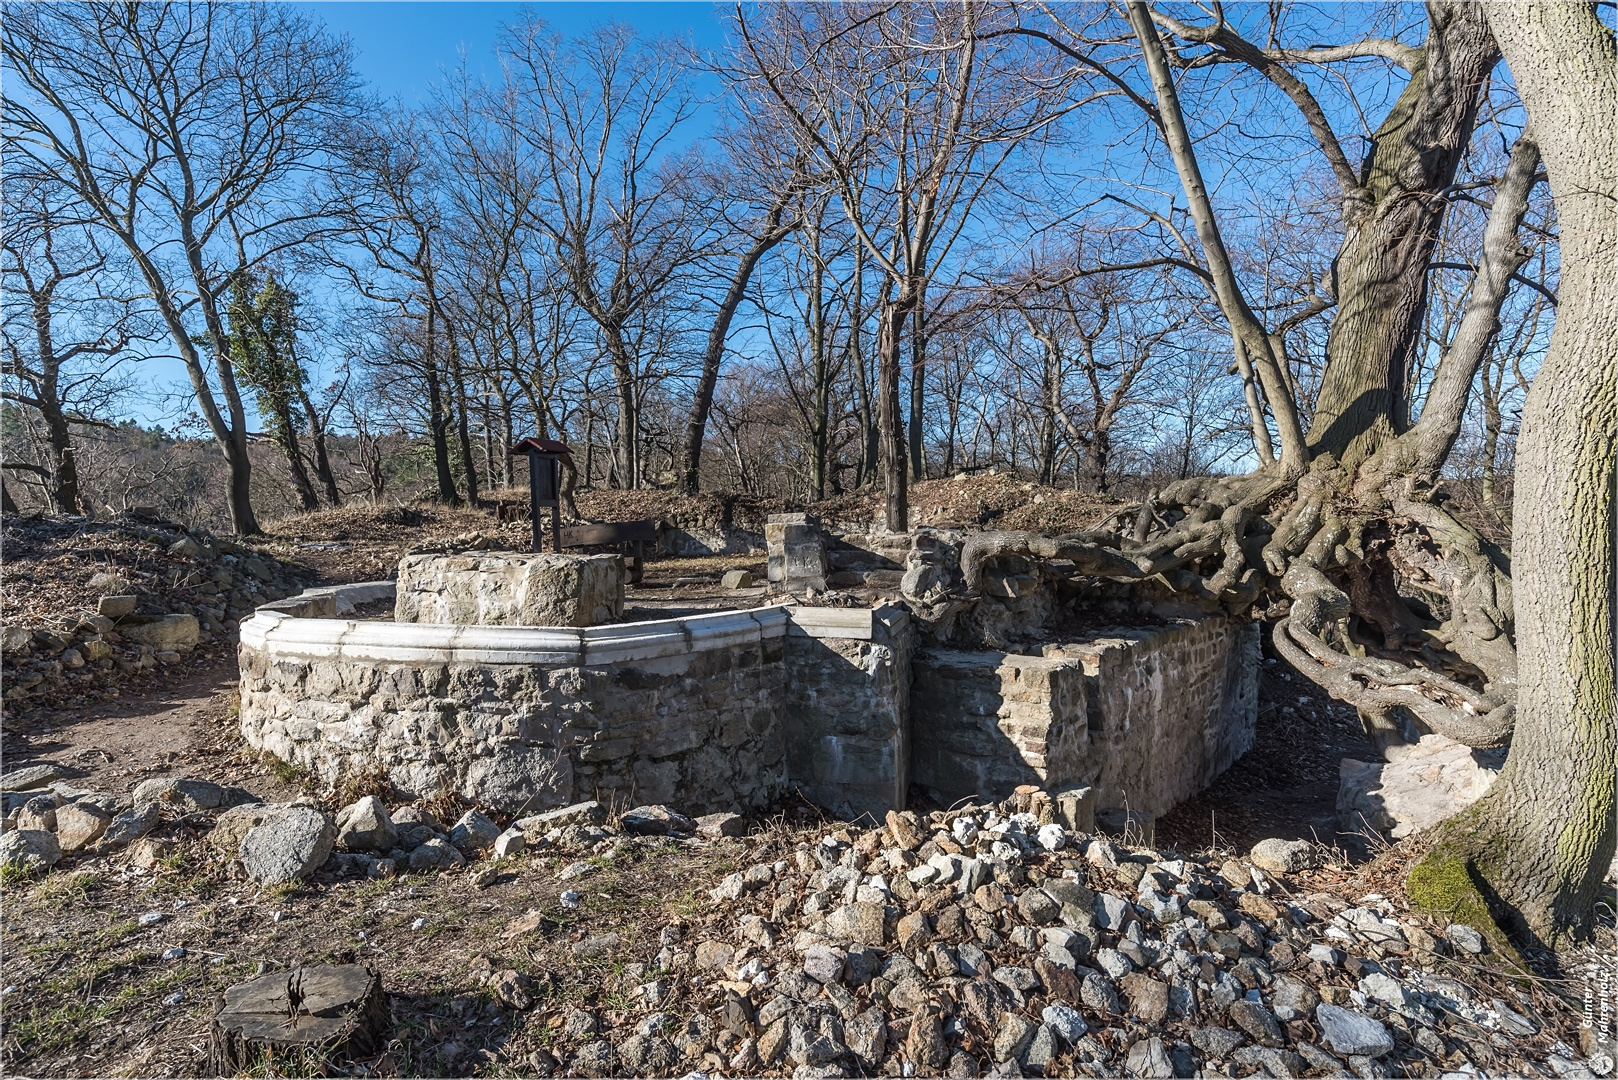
765;513;829;594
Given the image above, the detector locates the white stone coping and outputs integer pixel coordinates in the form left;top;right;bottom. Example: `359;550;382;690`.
240;598;795;666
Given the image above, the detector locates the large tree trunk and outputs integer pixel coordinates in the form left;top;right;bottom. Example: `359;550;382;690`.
1409;0;1616;949
28;289;82;514
1306;3;1499;472
275;412;321;512
445;321;480;506
607;334;638;489
909;293;927;482
423;305;460;507
877;286;912;532
38;402;79;515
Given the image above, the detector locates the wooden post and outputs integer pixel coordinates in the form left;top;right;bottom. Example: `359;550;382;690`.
512;437;569;553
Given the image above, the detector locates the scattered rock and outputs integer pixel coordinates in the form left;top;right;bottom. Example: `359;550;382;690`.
721;570;755;589
133;777;249;814
570;1040;616;1078
1124;1036;1174;1078
515;800;606;836
907;1006;949;1070
1040;1004;1086;1042
488;969;531;1010
1;764;60;792
16;796;56;832
1120;972;1170;1024
620;805;695;835
121;613;199;650
209;803;272;855
1449;924;1486;954
448;809;500;854
1249;837;1320;874
408;837;464;872
128;836;173;869
826;901;888;946
1316;1004;1395;1058
1191;1026;1245;1060
239;807;336;884
696;811;746;838
493;827;526;858
0;829;61;870
335;796;397;852
54;802;111;852
98;803;161;851
1228;999;1286;1048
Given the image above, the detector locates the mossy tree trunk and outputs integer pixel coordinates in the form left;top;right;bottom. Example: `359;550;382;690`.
1411;1;1617;949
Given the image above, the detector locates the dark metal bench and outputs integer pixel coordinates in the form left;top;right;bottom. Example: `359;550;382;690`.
561;519;659;584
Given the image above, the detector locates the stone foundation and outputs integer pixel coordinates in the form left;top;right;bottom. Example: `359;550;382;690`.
910;617;1259;820
783;606;914;823
240;595;789;814
242;585;1255;824
394;552;623;627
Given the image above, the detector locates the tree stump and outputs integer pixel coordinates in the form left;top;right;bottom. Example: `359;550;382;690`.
208;964;388;1076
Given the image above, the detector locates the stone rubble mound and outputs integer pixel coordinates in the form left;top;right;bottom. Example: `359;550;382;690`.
0;512;310;710
508;788;1581;1080
0;767;1593;1078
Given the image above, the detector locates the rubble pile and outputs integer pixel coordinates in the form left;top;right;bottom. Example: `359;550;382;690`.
606;799;1592;1080
0;513;310;709
0;764;1595;1079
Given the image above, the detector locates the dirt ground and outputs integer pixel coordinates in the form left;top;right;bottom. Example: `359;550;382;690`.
1157;641;1382;859
0;651;807;1078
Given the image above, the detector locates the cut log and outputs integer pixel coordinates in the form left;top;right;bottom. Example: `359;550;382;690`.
208;964;388;1076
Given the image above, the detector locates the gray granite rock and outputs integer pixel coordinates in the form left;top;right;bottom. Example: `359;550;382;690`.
1316;1004;1394;1058
1249;837;1319;873
0;829;60;870
335;796;397;852
239;807;336;884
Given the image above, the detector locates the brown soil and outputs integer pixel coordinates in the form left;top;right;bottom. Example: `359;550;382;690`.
1157;636;1382;860
812;473;1123;534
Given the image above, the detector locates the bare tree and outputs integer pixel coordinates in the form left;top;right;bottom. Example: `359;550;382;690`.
734;2;1072;530
676;150;805;495
1;175;144;513
3;2;359;533
499;18;704;490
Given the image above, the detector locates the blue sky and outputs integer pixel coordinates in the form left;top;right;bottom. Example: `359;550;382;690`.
311;2;727;105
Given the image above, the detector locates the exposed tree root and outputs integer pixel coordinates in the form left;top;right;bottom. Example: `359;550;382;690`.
909;460;1520;751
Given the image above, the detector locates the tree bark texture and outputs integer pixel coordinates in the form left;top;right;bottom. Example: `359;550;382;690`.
1410;0;1617;947
877;289;912;533
1307;3;1499;472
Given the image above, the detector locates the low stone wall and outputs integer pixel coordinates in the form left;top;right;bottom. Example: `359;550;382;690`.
242;583;1254;826
240;597;791;814
783;606;913;824
1047;619;1260;821
910;616;1259;821
908;651;1091;803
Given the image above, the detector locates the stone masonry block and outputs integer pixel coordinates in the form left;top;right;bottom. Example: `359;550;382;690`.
394;551;623;627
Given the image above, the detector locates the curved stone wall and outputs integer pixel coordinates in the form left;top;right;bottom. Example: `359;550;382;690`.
239;584;794;814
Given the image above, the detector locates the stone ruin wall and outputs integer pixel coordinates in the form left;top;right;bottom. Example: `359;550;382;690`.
781;606;914;823
238;592;912;818
908;618;1259;824
240;599;793;815
241;566;1258;825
